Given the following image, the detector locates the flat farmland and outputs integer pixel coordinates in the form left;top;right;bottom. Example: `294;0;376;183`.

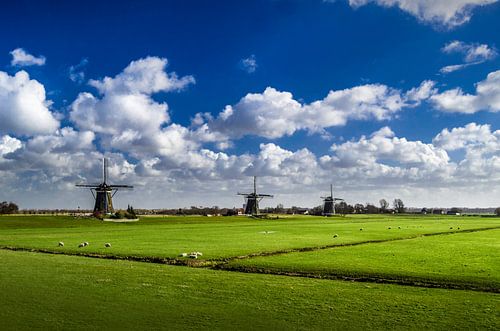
0;215;498;260
0;249;499;330
226;228;500;290
0;214;499;330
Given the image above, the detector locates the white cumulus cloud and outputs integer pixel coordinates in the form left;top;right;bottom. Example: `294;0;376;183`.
198;81;434;141
70;56;196;157
10;48;46;66
431;70;500;113
347;0;498;28
0;71;59;136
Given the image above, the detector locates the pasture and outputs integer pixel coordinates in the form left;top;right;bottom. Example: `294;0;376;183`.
0;214;499;330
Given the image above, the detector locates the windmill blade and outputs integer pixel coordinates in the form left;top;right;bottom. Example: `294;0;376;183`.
76;184;99;188
109;185;134;189
256;194;273;197
334;198;344;201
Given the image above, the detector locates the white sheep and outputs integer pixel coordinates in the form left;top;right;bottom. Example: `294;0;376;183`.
188;254;198;259
58;242;64;247
84;242;89;246
78;243;85;248
178;253;188;257
105;243;111;247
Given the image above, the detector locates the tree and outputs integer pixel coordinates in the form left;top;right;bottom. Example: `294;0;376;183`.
393;199;405;213
495;207;500;216
379;199;389;212
0;201;19;214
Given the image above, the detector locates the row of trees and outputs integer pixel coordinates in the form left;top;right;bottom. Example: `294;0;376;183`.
0;201;19;214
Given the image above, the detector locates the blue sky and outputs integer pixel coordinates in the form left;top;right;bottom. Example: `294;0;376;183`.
0;0;499;209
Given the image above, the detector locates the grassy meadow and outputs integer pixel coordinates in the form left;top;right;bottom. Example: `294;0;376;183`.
0;214;498;260
0;214;499;330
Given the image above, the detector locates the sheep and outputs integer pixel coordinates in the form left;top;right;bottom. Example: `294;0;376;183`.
359;228;363;231
58;242;64;247
189;251;203;257
398;226;401;229
188;254;198;259
388;227;391;230
333;234;338;238
84;242;89;246
104;243;111;248
178;253;188;257
78;243;85;248
449;227;453;230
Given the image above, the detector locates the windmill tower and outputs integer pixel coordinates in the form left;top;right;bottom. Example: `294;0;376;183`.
237;176;273;215
76;158;133;214
322;184;344;216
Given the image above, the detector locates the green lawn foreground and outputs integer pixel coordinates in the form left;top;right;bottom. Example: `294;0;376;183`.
0;214;498;260
0;249;498;330
227;228;500;290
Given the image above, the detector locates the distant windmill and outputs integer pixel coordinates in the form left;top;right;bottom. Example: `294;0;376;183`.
237;176;273;215
76;158;133;214
321;184;344;216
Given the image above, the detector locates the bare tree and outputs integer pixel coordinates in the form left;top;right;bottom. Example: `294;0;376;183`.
379;199;389;212
393;199;405;213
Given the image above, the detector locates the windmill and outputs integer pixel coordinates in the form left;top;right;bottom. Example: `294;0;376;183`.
321;184;344;216
237;176;273;215
76;158;133;215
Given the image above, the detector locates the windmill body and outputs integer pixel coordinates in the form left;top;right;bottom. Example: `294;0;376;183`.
237;176;273;215
76;158;133;214
322;184;344;216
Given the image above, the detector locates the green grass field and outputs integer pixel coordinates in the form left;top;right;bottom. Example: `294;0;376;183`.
0;214;498;260
0;214;499;330
227;228;500;290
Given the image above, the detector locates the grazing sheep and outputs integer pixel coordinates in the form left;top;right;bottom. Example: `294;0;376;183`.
388;227;391;230
58;242;64;247
189;252;203;257
458;227;460;230
84;242;89;246
450;227;453;229
104;243;111;247
188;254;198;259
398;226;401;229
78;243;85;248
333;234;338;238
359;228;363;231
178;253;188;257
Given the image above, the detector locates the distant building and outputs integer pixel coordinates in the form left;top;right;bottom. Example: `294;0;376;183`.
432;209;445;215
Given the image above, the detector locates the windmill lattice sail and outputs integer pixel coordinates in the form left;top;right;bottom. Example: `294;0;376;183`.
237;176;273;215
76;158;133;214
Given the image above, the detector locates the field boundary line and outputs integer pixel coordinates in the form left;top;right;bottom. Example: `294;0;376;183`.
216;264;500;294
217;226;500;263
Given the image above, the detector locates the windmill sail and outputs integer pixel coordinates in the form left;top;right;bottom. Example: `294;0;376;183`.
237;176;273;215
322;184;343;216
76;158;133;214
